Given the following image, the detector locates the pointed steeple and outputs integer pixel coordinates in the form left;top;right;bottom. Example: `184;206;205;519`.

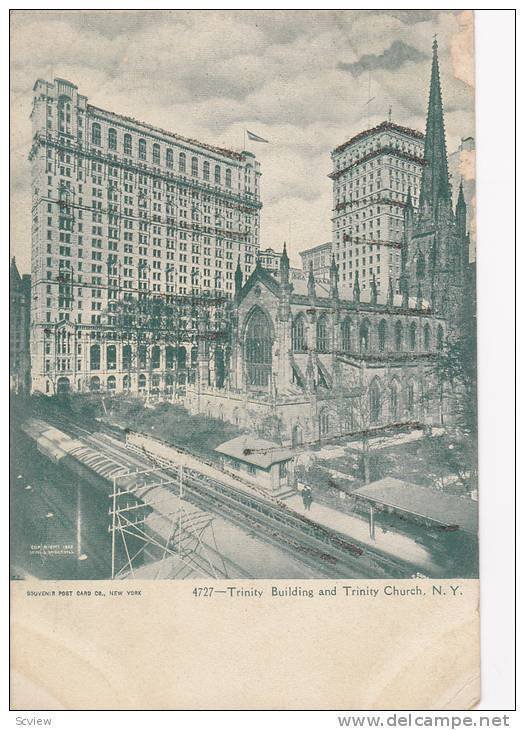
353;270;360;304
456;179;467;237
329;254;338;299
234;255;243;298
419;39;451;214
307;260;316;298
280;241;290;285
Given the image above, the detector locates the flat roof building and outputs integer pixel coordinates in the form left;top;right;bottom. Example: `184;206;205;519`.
29;77;262;396
299;242;332;282
330;121;425;296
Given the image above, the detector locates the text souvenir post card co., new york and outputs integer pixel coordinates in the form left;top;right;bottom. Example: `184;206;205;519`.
10;9;481;710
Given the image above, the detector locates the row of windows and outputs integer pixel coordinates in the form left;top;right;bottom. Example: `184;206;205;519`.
90;124;234;186
291;314;444;354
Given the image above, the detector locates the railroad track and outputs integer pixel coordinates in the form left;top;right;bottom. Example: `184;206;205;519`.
125;441;409;579
44;415;413;578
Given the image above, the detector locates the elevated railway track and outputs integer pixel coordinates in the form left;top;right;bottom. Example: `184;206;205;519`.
22;414;429;579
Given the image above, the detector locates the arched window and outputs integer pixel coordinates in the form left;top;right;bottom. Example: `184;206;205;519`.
437;324;444;351
57;377;70;395
122;344;132;370
89;376;100;392
191;156;198;177
359;320;369;351
292;425;303;447
378;319;387;352
166;346;174;369
292;314;307;352
203;161;210;181
151;374;160;392
389;380;400;420
107;344;116;370
123;133;132;156
316;314;329;353
406;381;415;415
245;307;272;387
138;139;147;161
369;380;381;424
214;165;221;184
153;143;160;165
166;148;173;168
138;345;147;369
151;345;160;369
319;410;330;437
395;320;403;351
424;322;431;350
108;128;117;150
179;152;186;173
341;318;351;352
123;374;131;391
107;375;116;391
225;168;232;188
409;321;417;350
91;122;101;146
165;373;174;389
138;373;147;391
90;344;100;370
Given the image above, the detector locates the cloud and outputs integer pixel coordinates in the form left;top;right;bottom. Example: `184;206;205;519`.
9;10;475;272
338;40;428;77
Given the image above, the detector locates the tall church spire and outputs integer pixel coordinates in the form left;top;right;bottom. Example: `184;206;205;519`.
419;39;451;214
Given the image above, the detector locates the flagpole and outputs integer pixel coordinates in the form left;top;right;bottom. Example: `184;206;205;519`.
243;129;246;152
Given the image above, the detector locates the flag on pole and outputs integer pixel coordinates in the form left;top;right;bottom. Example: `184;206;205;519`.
246;130;269;143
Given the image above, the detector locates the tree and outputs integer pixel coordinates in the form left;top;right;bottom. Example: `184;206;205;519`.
334;362;379;484
431;330;478;492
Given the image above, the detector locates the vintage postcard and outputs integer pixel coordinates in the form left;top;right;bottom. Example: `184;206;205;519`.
10;9;481;710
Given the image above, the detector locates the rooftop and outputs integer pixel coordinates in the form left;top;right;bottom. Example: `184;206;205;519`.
88;103;244;161
299;242;332;256
333;121;424;156
215;435;294;469
354;477;478;535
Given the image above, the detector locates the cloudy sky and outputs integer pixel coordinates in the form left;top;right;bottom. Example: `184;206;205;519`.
10;9;475;272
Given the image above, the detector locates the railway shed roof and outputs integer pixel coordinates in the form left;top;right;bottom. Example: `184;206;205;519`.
354;478;478;535
215;436;294;470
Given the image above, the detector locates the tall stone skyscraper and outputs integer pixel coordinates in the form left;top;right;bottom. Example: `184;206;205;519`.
29;77;261;395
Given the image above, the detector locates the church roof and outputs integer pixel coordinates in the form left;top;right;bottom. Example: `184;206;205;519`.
239;266;431;310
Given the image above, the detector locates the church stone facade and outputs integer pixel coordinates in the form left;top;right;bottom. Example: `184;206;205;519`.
185;41;473;446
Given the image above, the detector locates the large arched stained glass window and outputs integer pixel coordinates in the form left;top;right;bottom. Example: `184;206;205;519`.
378;319;387;352
389;379;400;420
437;324;444;351
245;308;272;387
395;320;403;351
292;314;307;352
359;320;370;352
316;314;329;353
341;318;351;352
369;379;381;424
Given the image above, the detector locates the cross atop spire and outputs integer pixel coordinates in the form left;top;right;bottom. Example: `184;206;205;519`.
419;37;451;214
